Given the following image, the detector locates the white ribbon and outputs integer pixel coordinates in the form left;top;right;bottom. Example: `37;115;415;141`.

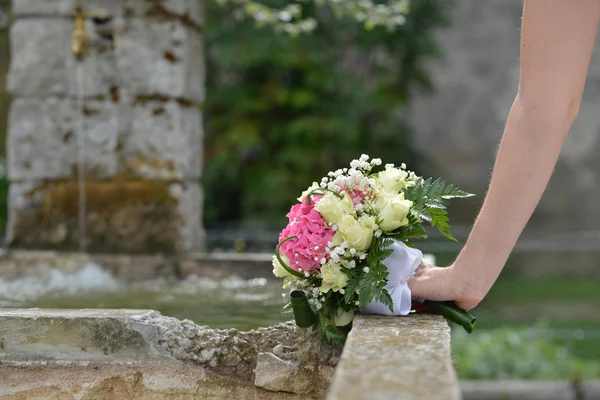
361;240;423;316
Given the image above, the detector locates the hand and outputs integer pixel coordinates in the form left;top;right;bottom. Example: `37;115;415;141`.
408;263;484;311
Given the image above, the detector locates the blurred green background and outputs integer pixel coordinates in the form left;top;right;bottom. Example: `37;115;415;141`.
1;0;599;381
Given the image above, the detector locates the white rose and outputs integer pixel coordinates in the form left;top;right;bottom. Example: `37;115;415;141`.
336;214;374;251
377;165;408;193
334;309;355;327
272;254;291;278
374;192;413;232
298;182;320;202
315;192;356;224
320;261;349;293
360;215;378;231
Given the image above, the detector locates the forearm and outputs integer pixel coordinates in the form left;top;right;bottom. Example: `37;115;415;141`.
454;94;576;297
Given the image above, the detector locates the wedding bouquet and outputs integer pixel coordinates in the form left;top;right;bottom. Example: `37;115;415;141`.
272;154;476;342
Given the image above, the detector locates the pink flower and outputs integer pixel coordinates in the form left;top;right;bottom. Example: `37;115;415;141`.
278;201;334;273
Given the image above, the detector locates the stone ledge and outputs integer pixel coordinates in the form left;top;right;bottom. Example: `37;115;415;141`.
0;309;340;399
0;250;272;281
327;314;461;400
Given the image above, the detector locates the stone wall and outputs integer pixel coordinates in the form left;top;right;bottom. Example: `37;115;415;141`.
409;0;600;230
5;0;205;253
0;309;461;399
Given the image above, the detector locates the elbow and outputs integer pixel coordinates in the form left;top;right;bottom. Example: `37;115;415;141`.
515;91;581;128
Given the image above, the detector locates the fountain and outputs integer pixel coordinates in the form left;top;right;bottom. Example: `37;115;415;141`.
6;0;205;255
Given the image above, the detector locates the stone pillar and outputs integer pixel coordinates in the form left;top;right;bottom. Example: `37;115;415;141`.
6;0;205;253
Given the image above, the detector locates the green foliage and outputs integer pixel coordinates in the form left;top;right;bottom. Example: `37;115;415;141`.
203;0;451;224
216;0;410;34
452;325;600;380
404;178;473;241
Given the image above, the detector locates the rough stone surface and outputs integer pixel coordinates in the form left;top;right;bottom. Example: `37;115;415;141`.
117;18;204;103
125;100;203;180
13;0;203;28
8;98;120;180
13;0;124;17
7;19;74;96
408;0;600;230
460;381;576;400
0;363;309;400
581;381;600;400
254;352;318;394
7;0;205;253
0;309;340;398
327;314;461;400
125;0;204;27
0;250;180;281
7;98;202;181
6;180;203;253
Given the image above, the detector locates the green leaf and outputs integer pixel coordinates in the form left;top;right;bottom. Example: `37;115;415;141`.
403;177;473;242
426;207;457;242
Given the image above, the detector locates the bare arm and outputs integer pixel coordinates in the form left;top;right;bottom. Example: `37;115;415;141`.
409;0;600;309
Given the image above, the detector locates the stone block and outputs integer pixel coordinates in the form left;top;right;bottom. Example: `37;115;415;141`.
12;0;76;16
13;0;125;17
6;180;204;253
327;314;461;400
117;18;204;103
170;182;204;252
7;98;120;180
582;381;600;400
122;100;203;180
12;0;201;27
124;0;203;27
7;19;72;96
7;19;119;97
254;352;312;394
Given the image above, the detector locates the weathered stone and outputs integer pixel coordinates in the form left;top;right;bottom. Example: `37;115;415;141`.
327;314;461;400
582;381;600;400
0;250;180;281
125;0;204;27
0;363;311;400
12;0;77;17
124;100;203;179
8;97;203;181
179;252;274;280
0;309;339;398
8;98;120;180
460;381;576;400
13;0;202;28
117;18;204;103
5;180;203;253
7;19;73;96
254;352;313;394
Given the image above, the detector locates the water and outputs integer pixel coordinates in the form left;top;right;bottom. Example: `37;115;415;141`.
75;61;87;253
0;264;290;331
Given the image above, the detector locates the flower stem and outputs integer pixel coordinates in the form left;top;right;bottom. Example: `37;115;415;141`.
423;300;476;333
275;236;305;278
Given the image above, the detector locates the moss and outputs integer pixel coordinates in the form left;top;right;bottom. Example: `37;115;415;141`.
29;179;176;219
9;179;183;253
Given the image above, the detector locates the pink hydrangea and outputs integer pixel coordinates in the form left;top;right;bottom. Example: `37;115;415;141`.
278;201;334;273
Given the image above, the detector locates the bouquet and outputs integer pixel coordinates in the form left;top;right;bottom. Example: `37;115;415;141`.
272;154;476;342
